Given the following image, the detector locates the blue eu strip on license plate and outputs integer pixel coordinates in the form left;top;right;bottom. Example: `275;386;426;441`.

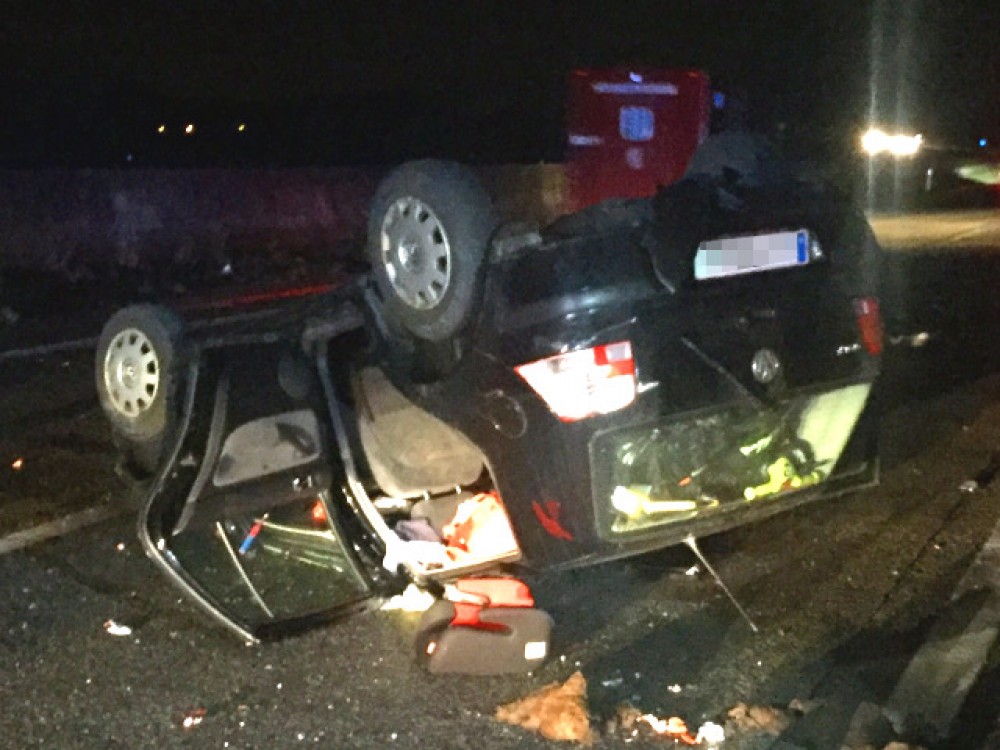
694;229;816;281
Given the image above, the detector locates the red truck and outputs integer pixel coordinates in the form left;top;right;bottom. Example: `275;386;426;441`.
564;67;712;210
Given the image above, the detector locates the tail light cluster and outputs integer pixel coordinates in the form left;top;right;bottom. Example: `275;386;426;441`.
853;297;883;356
515;340;636;422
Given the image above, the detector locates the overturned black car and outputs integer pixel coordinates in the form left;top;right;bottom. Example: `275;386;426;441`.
95;159;883;672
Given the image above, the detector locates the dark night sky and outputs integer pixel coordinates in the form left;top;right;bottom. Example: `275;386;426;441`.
2;1;998;165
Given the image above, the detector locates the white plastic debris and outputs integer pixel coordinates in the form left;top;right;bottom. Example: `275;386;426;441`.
667;684;682;693
382;539;452;572
959;479;979;493
181;708;206;729
696;721;726;746
380;583;436;612
685;565;701;576
103;620;132;637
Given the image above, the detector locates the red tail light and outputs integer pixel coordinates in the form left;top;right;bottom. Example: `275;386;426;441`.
853;297;883;356
515;341;636;422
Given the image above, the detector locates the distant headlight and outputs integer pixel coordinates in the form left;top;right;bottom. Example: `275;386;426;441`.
861;128;923;157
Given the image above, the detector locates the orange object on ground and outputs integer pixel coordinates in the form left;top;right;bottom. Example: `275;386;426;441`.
450;577;536;630
664;716;699;745
455;577;534;608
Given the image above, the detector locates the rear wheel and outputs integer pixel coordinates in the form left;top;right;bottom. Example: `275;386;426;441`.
96;304;185;478
367;160;498;343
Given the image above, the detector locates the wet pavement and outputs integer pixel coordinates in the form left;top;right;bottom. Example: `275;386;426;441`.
4;211;1000;747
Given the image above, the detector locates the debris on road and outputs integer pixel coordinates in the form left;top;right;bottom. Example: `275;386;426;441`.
696;722;726;746
103;619;133;637
959;479;979;493
180;708;206;729
10;458;23;471
495;671;594;743
380;583;435;612
726;701;791;737
606;705;723;746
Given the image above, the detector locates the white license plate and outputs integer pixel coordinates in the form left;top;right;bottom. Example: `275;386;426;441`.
694;229;818;281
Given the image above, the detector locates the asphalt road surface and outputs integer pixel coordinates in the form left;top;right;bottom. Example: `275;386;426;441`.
4;211;1000;749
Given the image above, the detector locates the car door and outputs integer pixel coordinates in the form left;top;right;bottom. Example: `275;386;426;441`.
137;338;392;642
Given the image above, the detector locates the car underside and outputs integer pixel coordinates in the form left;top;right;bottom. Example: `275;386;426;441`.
95;159;884;670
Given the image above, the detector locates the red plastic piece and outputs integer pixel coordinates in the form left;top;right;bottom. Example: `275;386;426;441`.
448;578;536;632
455;577;534;608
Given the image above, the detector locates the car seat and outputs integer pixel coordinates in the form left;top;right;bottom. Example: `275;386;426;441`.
353;366;485;498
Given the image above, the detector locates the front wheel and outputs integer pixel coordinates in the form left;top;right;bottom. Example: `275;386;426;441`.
95;304;185;477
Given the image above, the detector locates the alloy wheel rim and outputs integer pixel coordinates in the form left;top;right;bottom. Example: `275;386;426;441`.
380;197;451;310
103;328;160;417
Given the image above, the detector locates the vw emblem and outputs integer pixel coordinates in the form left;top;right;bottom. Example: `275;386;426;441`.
751;348;782;384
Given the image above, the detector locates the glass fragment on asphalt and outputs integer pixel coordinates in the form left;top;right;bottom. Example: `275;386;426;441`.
103;620;132;637
696;721;726;745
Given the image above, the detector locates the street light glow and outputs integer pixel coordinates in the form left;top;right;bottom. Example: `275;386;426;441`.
156;124;166;134
184;123;195;135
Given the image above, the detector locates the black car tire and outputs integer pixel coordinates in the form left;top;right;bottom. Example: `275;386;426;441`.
367;160;498;342
96;304;185;477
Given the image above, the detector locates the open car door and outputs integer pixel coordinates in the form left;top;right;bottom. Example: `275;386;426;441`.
138;338;390;642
